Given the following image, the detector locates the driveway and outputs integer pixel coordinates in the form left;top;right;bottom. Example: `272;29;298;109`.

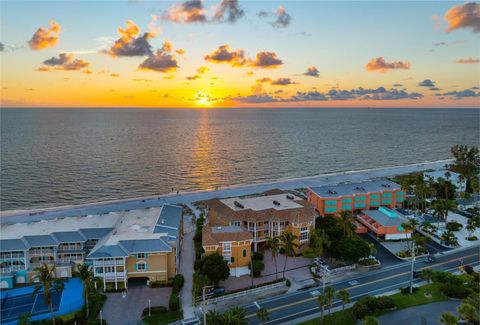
360;234;400;267
103;285;172;325
179;212;196;319
376;301;460;325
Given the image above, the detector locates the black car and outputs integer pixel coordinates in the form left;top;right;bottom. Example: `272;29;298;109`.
424;255;435;264
207;287;226;296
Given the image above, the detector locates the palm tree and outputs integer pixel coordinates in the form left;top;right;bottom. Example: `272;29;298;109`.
221;307;249;325
367;243;377;257
256;307;269;324
363;316;380;325
265;236;281;280
280;232;298;279
440;312;458;325
401;221;414;252
466;219;476;238
324;286;335;315
317;294;326;322
441;230;458;247
17;312;32;325
457;302;479;323
32;263;66;325
77;263;95;318
339;211;355;237
310;229;330;259
433;199;456;228
336;289;350;311
206;310;222;324
420;268;434;295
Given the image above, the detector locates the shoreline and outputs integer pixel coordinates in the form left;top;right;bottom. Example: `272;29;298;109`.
0;159;452;223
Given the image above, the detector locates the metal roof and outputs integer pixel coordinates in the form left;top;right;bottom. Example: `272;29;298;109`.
362;207;407;227
0;239;29;252
23;235;58;247
154;204;182;238
52;231;86;243
87;245;128;258
78;228;114;239
310;179;401;198
119;238;172;254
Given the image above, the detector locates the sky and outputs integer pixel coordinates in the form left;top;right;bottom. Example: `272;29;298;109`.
0;0;479;108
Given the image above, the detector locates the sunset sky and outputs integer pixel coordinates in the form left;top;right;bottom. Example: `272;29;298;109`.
1;1;479;108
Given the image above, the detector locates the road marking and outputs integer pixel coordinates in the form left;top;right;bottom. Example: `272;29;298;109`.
245;252;479;319
254;301;261;310
348;280;359;285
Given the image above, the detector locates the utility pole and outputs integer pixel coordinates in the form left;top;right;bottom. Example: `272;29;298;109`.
409;241;416;294
202;285;213;325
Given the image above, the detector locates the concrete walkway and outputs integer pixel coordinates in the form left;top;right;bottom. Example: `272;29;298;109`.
376;300;460;325
179;214;196;319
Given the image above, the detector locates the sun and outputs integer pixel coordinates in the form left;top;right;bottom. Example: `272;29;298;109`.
195;91;214;107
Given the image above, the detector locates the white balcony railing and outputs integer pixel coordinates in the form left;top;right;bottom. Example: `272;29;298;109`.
94;260;124;267
95;271;126;278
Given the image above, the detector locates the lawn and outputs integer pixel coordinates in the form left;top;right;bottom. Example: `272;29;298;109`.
142;308;183;325
299;283;448;325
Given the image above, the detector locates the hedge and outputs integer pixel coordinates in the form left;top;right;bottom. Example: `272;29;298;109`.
352;296;395;319
169;274;184;311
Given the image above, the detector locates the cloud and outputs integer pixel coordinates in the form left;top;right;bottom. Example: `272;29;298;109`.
106;20;154;57
139;48;179;73
213;0;244;23
163;0;207;23
233;93;278;103
38;53;90;71
455;57;480;64
176;48;185;55
434;42;447;46
110;73;120;77
444;2;480;33
258;6;292;28
186;75;201;80
418;79;436;87
204;45;246;66
270;77;295;86
28;20;61;50
196;66;209;74
393;83;403;87
249;51;283;68
365;57;411;72
0;42;4;51
435;89;480;99
290;91;328;101
303;66;319;77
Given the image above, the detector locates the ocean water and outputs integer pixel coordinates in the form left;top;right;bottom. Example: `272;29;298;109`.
1;107;478;211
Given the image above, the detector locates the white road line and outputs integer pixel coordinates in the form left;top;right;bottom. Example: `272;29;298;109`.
254;301;261;310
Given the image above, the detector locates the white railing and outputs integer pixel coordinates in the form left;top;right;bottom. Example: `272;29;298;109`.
29;249;55;255
195;281;286;305
95;271;126;278
94;260;124;266
0;253;25;259
1;266;26;273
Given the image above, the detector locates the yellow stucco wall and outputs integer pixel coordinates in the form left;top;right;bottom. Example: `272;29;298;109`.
203;240;252;269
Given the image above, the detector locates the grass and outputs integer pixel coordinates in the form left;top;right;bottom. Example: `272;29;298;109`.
302;247;315;259
299;283;448;325
142;308;183;325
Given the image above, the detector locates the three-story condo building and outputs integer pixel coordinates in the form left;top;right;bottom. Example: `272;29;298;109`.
0;205;182;290
307;180;405;215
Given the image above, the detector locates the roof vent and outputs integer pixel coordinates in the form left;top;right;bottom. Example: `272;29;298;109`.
273;200;281;206
217;227;222;230
234;201;244;209
286;194;294;200
161;219;165;224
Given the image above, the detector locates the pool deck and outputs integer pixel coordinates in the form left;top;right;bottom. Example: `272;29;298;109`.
0;159;451;224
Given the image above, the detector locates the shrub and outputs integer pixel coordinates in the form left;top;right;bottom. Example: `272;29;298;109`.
173;274;184;291
251;259;264;277
149;280;174;288
466;236;478;241
464;265;474;275
446;221;463;231
142;306;168;317
441;283;470;299
352;296;395;319
169;293;180;311
285;279;291;287
252;252;264;261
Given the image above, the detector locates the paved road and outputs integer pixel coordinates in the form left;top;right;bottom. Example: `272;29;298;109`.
242;245;480;325
376;300;460;325
1;159;450;223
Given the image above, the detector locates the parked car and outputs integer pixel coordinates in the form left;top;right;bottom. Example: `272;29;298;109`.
424;255;436;264
207;287;225;296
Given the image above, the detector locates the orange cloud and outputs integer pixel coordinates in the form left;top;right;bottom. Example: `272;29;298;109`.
304;66;319;77
28;20;61;50
139;49;179;73
365;57;411;73
107;20;154;57
249;51;283;68
163;0;207;23
196;66;209;74
455;57;480;64
444;2;480;33
37;53;90;71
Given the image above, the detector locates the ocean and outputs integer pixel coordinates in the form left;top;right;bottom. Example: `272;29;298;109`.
1;107;478;211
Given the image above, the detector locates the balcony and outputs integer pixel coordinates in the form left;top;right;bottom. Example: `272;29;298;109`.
29;248;55;256
95;271;126;279
1;265;26;273
0;253;25;259
29;261;55;269
94;260;124;267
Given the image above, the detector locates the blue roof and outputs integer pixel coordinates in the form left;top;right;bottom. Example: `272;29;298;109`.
310;180;401;198
154;205;182;237
0;239;29;252
87;245;128;258
52;231;86;243
119;238;171;253
79;228;113;239
23;235;58;247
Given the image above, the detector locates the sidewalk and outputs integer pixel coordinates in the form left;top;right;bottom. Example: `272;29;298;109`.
179;214;196;319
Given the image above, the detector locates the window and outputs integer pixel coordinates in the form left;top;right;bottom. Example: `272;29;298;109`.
136;262;147;271
230;257;235;264
136;253;146;259
325;200;337;206
232;221;241;227
300;227;309;241
242;249;247;257
222;242;231;255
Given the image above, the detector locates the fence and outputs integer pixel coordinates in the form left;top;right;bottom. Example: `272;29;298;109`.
194;280;286;305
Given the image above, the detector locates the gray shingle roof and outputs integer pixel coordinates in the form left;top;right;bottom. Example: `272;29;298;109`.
52;231;86;243
119;238;171;254
310;179;401;198
0;239;29;252
23;235;58;247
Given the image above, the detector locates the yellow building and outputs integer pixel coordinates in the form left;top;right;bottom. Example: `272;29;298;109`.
202;225;253;277
205;189;316;252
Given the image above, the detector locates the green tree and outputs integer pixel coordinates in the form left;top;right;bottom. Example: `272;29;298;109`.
337;289;350;311
206;310;222;324
256;307;269;324
265;236;281;280
440;312;458;325
280;232;298;278
17;312;32;325
433;199;456;227
317;294;326;322
324;287;335;315
457;302;479;324
221;307;249;325
363;316;380;325
367;243;377;257
77;263;95;319
449;145;480;193
333;237;370;262
200;252;230;285
441;230;458;247
466;219;476;238
310;229;330;258
339;211;356;237
32;263;66;325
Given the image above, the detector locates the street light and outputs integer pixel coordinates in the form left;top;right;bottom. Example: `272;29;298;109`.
202;285;214;325
409;242;416;294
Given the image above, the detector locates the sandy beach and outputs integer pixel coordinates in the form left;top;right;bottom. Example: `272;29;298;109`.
0;159;452;223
